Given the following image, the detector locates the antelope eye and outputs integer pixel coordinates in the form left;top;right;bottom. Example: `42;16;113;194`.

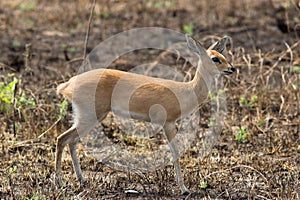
212;57;221;64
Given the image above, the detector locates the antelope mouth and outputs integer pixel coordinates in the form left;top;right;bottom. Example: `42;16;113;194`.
222;67;236;75
222;70;234;75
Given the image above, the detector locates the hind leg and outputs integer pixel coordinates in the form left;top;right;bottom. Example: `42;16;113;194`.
55;125;78;185
55;111;108;185
68;137;84;183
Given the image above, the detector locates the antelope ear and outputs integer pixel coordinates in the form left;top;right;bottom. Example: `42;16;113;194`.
185;34;206;56
208;36;229;53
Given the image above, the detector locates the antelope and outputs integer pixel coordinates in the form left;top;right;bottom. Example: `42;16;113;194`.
55;34;235;195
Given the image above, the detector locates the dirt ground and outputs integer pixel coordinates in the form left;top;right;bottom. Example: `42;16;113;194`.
0;0;299;199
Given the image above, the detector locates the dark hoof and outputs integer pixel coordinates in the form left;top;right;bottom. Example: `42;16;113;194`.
79;178;86;187
182;191;190;196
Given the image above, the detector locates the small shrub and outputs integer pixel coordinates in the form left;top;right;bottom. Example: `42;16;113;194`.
0;74;18;113
0;74;36;122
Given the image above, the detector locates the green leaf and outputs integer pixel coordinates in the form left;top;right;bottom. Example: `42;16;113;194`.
293;66;300;73
183;23;194;35
19;1;36;11
208;118;216;127
239;96;247;105
101;10;110;18
68;47;78;54
9;165;17;173
250;95;258;104
200;181;208;189
12;40;21;49
58;99;68;119
234;127;248;143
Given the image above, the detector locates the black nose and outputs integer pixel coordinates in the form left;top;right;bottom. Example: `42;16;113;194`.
231;66;236;72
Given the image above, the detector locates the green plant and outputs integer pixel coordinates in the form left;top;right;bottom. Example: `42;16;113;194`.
293;66;300;73
18;92;35;109
12;40;21;49
200;181;208;189
283;2;291;9
68;47;78;54
58;99;68;120
101;10;110;18
249;95;258;105
24;192;44;200
257;120;265;127
183;23;194;35
60;44;68;50
208;118;216;128
152;0;173;7
239;96;247;105
239;95;258;108
0;74;17;107
208;89;225;102
19;1;36;11
7;165;17;192
0;74;35;113
60;44;79;54
234;127;248;143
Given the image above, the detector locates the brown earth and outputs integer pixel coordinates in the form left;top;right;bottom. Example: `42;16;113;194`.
0;0;299;199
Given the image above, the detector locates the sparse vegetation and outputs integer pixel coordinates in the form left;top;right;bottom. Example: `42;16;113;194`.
12;40;21;49
19;1;36;11
239;95;258;108
199;181;208;189
234;127;248;143
0;74;35;114
100;10;110;18
0;0;299;199
57;99;68;120
151;0;173;8
183;22;194;35
0;74;18;112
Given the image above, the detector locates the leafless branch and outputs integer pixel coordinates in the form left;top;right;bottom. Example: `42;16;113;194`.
83;0;96;59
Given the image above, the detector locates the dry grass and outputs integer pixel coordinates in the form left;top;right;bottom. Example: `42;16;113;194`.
0;0;299;199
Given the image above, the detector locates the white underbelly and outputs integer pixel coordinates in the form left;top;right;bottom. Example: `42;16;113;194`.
111;106;151;121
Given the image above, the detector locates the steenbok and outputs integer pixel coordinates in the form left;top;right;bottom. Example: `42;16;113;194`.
55;34;235;195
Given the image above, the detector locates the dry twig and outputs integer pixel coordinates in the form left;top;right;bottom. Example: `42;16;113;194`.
83;0;96;59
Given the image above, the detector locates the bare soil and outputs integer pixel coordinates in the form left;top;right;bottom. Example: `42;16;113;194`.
0;0;299;199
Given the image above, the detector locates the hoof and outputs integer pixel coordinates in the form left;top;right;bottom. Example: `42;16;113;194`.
78;177;86;186
80;180;85;186
182;190;190;196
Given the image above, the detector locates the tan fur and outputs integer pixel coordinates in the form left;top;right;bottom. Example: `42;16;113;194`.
57;82;71;98
55;35;235;195
58;69;196;122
